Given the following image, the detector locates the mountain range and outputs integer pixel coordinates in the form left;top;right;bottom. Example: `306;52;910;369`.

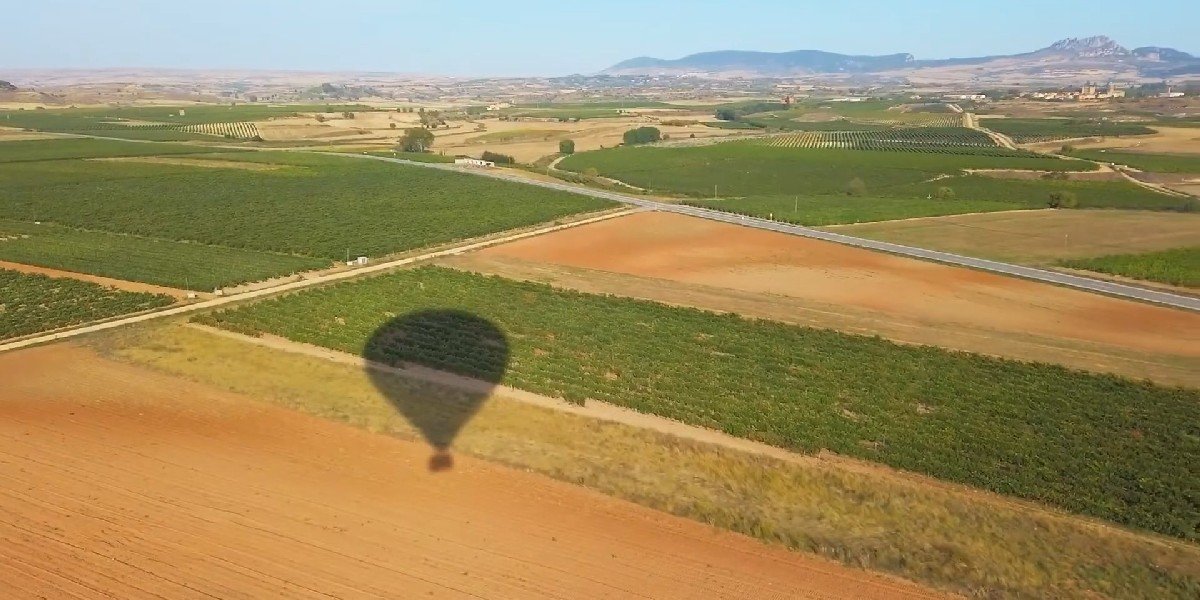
602;37;1200;83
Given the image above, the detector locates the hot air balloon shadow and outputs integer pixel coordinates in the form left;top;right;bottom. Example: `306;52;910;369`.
363;309;510;472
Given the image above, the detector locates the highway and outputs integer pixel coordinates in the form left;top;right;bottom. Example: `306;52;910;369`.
336;152;1200;312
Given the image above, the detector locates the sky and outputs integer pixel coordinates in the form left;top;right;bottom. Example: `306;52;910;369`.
3;0;1198;77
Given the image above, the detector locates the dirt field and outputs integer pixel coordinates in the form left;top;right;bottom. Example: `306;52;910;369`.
0;343;942;599
830;209;1200;265
1026;126;1200;154
0;259;190;299
467;211;1200;386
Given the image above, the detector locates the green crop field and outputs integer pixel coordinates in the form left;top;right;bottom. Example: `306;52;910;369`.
983;118;1156;143
685;195;1020;225
0;137;226;162
559;143;1090;197
1067;148;1200;173
0;220;326;290
363;150;456;163
1;269;172;339
1;149;613;262
198;266;1200;541
1060;247;1200;287
759;127;1007;151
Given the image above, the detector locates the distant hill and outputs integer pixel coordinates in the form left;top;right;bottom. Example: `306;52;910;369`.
602;36;1200;82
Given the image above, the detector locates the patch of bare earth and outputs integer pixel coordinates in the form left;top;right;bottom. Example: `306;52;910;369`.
464;211;1200;387
0;343;944;600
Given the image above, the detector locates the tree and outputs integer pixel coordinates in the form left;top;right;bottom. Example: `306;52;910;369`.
844;177;868;197
481;150;515;164
934;186;955;200
1061;143;1077;153
622;126;661;146
559;139;575;155
1048;191;1078;209
715;108;737;121
398;127;435;152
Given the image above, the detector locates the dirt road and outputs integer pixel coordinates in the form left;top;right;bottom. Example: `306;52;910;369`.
0;343;945;599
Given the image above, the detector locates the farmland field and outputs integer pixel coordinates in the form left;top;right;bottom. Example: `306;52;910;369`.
0;137;227;162
199;265;1200;540
0;104;370;140
0;149;614;261
983;118;1156;143
0;269;172;339
0;220;326;290
685;195;1019;225
1067;148;1200;172
758;127;1006;151
830;210;1200;266
558;143;1091;198
1060;247;1200;288
466;211;1200;387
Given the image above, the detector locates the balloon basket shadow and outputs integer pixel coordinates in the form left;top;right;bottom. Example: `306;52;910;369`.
429;450;454;472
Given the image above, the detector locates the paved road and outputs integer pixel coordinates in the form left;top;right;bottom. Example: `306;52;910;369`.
335;152;1200;312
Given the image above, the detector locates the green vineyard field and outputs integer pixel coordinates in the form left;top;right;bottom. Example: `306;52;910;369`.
1;268;172;339
198;266;1200;541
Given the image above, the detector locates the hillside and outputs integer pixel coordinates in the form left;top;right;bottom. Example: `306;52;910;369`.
603;36;1200;81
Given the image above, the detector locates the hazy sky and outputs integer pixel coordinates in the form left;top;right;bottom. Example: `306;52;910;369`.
4;0;1197;76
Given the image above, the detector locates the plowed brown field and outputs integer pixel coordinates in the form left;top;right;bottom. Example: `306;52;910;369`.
0;343;944;599
470;211;1200;385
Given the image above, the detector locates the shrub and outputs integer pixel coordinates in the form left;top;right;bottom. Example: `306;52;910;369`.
1048;191;1079;208
934;186;955;200
481;150;515;164
844;177;868;197
623;126;661;146
558;139;575;155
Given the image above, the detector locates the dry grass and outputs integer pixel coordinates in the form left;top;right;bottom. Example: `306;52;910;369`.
830;209;1200;265
91;321;1200;599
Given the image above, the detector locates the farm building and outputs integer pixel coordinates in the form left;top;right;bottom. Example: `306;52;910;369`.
454;157;495;168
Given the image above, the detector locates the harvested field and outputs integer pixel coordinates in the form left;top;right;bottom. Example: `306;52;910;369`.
831;209;1200;264
1028;126;1200;154
95;322;1200;597
471;211;1200;386
0;343;943;600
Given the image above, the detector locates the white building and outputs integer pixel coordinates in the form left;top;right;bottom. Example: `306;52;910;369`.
455;157;495;168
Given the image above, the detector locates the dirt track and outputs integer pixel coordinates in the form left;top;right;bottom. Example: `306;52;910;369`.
0;260;191;299
472;211;1200;384
0;343;944;599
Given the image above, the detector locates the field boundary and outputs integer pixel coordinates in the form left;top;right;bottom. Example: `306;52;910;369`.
0;208;642;354
329;152;1200;312
181;321;1196;553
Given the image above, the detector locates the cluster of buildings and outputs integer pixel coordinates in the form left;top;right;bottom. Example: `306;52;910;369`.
1027;82;1126;101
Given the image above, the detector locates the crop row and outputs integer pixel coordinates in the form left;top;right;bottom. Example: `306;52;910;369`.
983;118;1155;143
0;219;326;290
1;151;614;260
196;266;1200;540
759;127;1005;152
179;122;261;139
0;268;173;340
